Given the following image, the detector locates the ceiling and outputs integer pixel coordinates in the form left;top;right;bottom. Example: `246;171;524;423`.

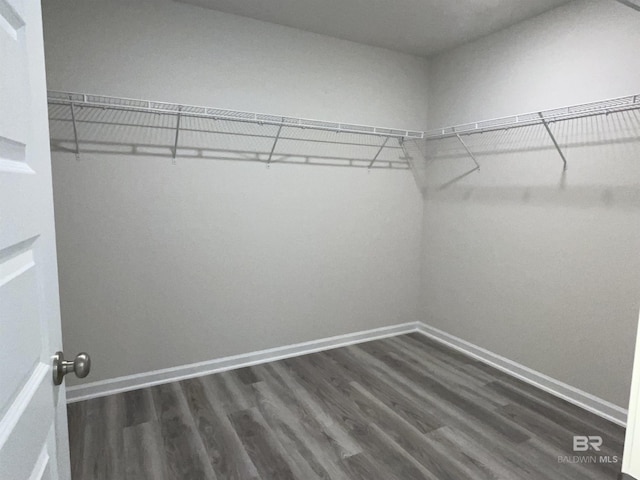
176;0;572;57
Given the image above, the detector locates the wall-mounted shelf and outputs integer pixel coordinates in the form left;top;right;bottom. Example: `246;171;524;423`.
47;90;640;188
423;94;640;141
47;90;423;171
417;93;640;174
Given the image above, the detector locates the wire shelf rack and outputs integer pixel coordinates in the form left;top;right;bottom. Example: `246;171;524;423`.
47;90;424;170
48;91;425;139
423;94;640;140
47;90;640;180
415;93;640;179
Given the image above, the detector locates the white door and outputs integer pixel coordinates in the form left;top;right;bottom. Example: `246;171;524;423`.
0;0;72;479
623;310;640;478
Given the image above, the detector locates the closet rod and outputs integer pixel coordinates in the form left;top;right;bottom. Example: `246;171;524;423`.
424;93;640;141
47;91;424;140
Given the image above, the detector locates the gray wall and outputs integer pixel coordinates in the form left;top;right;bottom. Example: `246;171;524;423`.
43;0;428;384
44;0;640;409
423;0;640;408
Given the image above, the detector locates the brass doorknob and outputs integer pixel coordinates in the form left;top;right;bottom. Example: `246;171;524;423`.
53;351;91;385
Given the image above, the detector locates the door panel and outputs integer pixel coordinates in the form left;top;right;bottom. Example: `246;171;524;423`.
0;255;41;415
622;311;640;477
0;0;28;149
0;0;71;478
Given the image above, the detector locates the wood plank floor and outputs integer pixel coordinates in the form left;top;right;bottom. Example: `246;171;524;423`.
67;333;626;479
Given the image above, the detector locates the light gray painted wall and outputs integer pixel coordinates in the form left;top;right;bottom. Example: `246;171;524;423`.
424;0;640;407
43;0;429;129
43;0;427;384
428;0;640;128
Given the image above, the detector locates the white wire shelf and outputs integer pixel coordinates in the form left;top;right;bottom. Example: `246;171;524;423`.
47;91;424;140
47;90;640;179
423;93;640;140
47;90;424;170
415;93;640;178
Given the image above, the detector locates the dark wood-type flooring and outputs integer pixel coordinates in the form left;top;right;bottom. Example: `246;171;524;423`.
67;333;626;479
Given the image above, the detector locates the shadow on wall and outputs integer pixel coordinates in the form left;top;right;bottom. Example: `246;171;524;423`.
47;104;410;170
406;109;640;210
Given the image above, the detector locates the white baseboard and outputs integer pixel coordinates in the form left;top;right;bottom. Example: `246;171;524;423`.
416;322;628;427
66;319;629;428
66;322;420;403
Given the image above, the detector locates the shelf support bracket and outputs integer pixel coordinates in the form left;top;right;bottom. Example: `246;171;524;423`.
267;123;283;166
69;99;80;160
538;112;567;171
398;137;421;189
455;133;480;170
172;108;182;165
368;136;389;169
616;0;640;12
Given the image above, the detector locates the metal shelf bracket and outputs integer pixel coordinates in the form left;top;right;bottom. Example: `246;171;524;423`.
455;133;480;170
616;0;640;12
538;112;568;171
172;107;182;165
398;137;421;187
69;98;80;160
267;122;284;167
368;136;390;169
